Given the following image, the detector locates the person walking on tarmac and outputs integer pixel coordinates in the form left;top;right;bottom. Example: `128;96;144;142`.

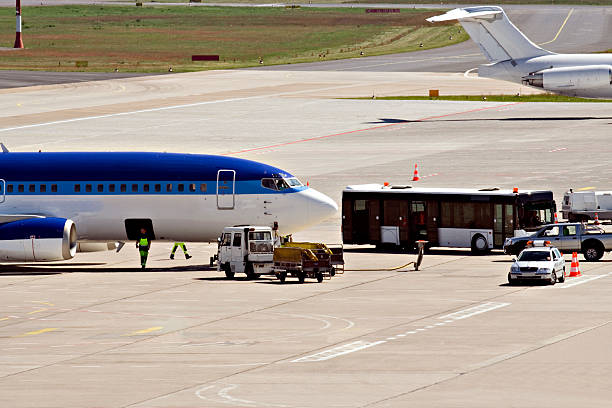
170;242;192;260
136;227;151;269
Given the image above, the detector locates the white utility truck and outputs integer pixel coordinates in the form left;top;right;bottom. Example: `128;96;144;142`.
216;226;276;279
562;190;612;222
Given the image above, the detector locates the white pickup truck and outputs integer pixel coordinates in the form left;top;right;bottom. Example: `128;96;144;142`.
562;190;612;221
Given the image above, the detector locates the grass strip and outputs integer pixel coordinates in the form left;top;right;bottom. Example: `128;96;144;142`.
0;5;466;73
348;95;612;103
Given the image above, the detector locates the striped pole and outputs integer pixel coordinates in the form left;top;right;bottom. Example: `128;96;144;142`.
14;0;24;49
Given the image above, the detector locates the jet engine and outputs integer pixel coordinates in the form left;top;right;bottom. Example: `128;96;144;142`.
0;218;77;262
523;65;612;90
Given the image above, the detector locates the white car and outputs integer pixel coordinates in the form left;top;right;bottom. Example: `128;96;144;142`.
508;244;565;285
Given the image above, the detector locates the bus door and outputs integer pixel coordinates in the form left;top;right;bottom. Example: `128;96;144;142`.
352;199;370;243
342;199;353;242
494;204;515;247
410;201;428;244
368;199;381;242
426;200;438;245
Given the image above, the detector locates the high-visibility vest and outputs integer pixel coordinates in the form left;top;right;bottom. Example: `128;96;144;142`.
139;237;149;248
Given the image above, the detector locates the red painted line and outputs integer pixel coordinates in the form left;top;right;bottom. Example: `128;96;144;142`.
223;102;522;156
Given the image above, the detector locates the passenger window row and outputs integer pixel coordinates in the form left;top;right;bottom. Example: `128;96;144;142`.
1;183;207;194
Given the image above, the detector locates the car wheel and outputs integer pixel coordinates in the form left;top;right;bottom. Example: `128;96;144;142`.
558;267;566;283
550;270;557;285
508;273;515;285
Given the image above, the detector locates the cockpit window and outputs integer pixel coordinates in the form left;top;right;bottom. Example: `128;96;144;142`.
261;177;302;191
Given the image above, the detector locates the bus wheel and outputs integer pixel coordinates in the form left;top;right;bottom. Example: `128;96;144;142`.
471;234;489;255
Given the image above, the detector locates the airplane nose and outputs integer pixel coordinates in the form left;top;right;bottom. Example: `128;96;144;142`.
303;187;338;225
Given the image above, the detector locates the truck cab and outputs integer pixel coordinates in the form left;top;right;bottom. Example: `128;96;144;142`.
217;226;276;279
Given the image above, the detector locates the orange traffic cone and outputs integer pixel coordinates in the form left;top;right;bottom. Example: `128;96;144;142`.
412;164;420;181
594;212;600;225
569;252;582;277
554;212;559;223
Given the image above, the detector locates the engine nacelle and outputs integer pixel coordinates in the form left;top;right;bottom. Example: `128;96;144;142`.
77;242;117;253
0;218;77;262
523;65;612;90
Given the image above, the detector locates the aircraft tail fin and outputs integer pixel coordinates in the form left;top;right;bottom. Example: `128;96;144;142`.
427;6;552;63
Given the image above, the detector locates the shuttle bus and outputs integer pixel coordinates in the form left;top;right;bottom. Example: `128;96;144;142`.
342;185;556;253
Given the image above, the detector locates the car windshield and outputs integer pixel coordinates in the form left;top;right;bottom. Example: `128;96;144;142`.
518;251;551;262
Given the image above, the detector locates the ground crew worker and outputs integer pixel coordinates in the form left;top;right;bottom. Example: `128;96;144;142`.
170;242;191;260
136;227;151;269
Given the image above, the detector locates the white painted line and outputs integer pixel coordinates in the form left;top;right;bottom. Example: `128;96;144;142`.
387;337;396;340
435;323;445;326
0;84;358;134
444;320;453;323
70;365;102;368
405;331;417;334
561;272;612;288
463;67;478;78
416;328;426;331
397;334;406;337
291;340;386;363
426;325;435;329
439;302;510;321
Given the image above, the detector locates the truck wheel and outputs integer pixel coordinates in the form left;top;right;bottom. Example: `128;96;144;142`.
471;234;489;255
278;272;287;283
298;272;306;284
223;264;234;279
559;267;566;283
583;244;604;262
245;263;260;280
316;272;323;283
330;267;336;277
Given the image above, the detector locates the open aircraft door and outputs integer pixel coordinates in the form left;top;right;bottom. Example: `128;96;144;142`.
217;170;235;210
0;179;5;203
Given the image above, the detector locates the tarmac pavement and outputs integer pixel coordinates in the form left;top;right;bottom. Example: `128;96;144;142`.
1;68;612;407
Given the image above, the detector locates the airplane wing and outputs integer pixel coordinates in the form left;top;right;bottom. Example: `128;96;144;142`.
426;7;502;23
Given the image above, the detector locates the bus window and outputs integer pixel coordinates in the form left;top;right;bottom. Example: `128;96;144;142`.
354;200;366;212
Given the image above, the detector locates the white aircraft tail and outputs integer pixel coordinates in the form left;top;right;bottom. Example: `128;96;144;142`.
427;6;552;63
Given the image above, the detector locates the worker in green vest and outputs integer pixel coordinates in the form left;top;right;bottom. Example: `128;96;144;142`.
170;242;191;260
136;227;151;269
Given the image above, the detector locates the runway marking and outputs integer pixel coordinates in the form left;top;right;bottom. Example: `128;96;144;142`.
0;317;9;321
463;67;478;78
291;340;386;362
196;383;290;407
438;302;510;320
539;8;574;46
293;302;510;363
548;147;567;153
15;327;58;337
124;326;163;336
332;52;481;71
561;272;612;288
27;308;48;315
578;186;595;191
225;102;521;156
0;84;362;134
32;301;54;306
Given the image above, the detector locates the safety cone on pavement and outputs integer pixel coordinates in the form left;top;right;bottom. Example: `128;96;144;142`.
594;212;600;225
412;164;420;181
569;252;582;277
554;212;559;223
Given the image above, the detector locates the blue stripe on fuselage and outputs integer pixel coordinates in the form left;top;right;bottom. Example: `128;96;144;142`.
0;180;307;195
0;152;293;182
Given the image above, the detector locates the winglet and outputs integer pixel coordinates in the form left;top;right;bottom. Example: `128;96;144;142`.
426;6;502;23
1;143;9;153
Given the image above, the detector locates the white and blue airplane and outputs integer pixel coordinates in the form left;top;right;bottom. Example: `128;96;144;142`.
0;149;338;262
428;6;612;99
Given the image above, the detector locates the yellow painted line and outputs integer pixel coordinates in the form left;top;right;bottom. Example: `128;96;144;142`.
578;186;596;191
27;308;48;315
16;328;58;337
539;9;574;46
124;326;163;336
32;301;55;306
0;317;9;321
